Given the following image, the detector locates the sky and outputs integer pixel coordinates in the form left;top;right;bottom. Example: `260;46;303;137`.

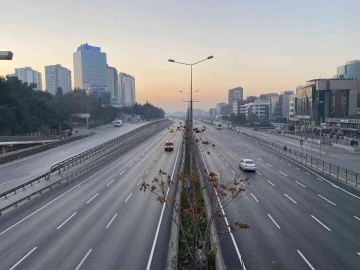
1;0;360;112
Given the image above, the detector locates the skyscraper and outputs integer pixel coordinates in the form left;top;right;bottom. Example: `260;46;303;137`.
107;65;119;104
228;87;243;105
118;72;135;106
336;60;360;109
45;64;72;94
14;67;42;90
73;43;107;89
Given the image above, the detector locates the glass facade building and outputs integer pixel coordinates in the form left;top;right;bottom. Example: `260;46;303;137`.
337;60;360;108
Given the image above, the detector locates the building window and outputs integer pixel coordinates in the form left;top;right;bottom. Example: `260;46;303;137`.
341;90;349;117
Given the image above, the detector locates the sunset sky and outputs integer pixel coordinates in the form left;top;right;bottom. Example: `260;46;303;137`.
1;0;359;112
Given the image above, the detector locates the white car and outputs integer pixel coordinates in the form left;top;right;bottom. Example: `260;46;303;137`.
239;159;256;171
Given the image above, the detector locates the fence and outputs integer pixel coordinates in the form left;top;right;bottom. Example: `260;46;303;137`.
0;135;61;142
242;132;359;189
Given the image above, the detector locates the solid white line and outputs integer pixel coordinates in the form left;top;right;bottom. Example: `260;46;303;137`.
136;157;140;161
258;158;263;161
317;177;323;182
86;193;98;204
146;139;182;270
285;194;297;204
295;181;306;188
354;216;360;221
56;212;77;230
268;214;280;229
267;180;275;187
305;172;310;175
9;247;37;270
106;180;114;187
106;213;118;229
297;250;315;270
137;179;142;186
119;170;126;175
279;171;287;176
251;193;259;202
75;249;92;270
125;193;132;202
317;194;336;206
145;169;149;175
311;215;331;231
129;163;133;167
256;171;262;175
267;163;273;167
231;169;235;175
296;167;300;170
225;162;229;166
17;164;28;170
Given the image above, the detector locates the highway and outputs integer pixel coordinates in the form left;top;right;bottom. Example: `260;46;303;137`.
0;123;149;193
0;125;182;270
199;123;360;269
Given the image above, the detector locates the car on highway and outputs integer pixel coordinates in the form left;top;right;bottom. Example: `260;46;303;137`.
215;124;223;130
239;158;256;171
164;140;174;151
114;120;123;127
168;127;174;132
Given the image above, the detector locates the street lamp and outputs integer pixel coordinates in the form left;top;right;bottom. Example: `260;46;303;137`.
0;51;13;60
168;56;213;130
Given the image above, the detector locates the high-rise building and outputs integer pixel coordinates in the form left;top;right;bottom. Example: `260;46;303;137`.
336;60;360;108
45;64;71;94
280;90;294;120
73;43;107;89
118;72;135;106
228;87;243;105
14;67;42;90
107;65;119;104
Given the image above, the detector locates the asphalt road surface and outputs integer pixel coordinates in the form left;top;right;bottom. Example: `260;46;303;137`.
0;127;182;270
199;123;360;270
0;123;149;193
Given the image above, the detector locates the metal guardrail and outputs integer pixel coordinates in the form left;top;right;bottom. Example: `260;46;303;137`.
0;135;61;142
241;132;359;189
0;120;171;214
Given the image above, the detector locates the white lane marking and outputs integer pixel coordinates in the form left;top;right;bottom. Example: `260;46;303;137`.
288;163;291;166
9;247;37;270
258;158;263;161
354;216;360;221
317;194;336;206
156;156;159;161
0;178;17;186
106;180;114;187
75;249;92;270
297;250;315;270
56;212;77;230
295;181;306;188
129;163;133;167
125;193;133;202
251;193;259;202
279;171;287;176
296;167;300;170
269;154;273;157
234;153;237;156
106;213;118;229
285;194;297;204
136;157;140;161
245;150;249;152
267;180;275;187
275;157;278;159
145;169;149;175
151;163;154;167
251;153;255;156
221;156;224;160
268;214;280;229
280;160;284;163
137;179;142;186
17;165;28;170
267;163;273;167
86;193;98;204
357;252;360;256
119;170;126;176
256;171;262;175
225;162;229;166
146;139;182;270
0;137;154;237
217;152;220;155
317;177;323;182
311;215;331;231
231;169;235;175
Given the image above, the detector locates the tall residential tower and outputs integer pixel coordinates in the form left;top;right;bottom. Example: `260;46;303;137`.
45;64;71;94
